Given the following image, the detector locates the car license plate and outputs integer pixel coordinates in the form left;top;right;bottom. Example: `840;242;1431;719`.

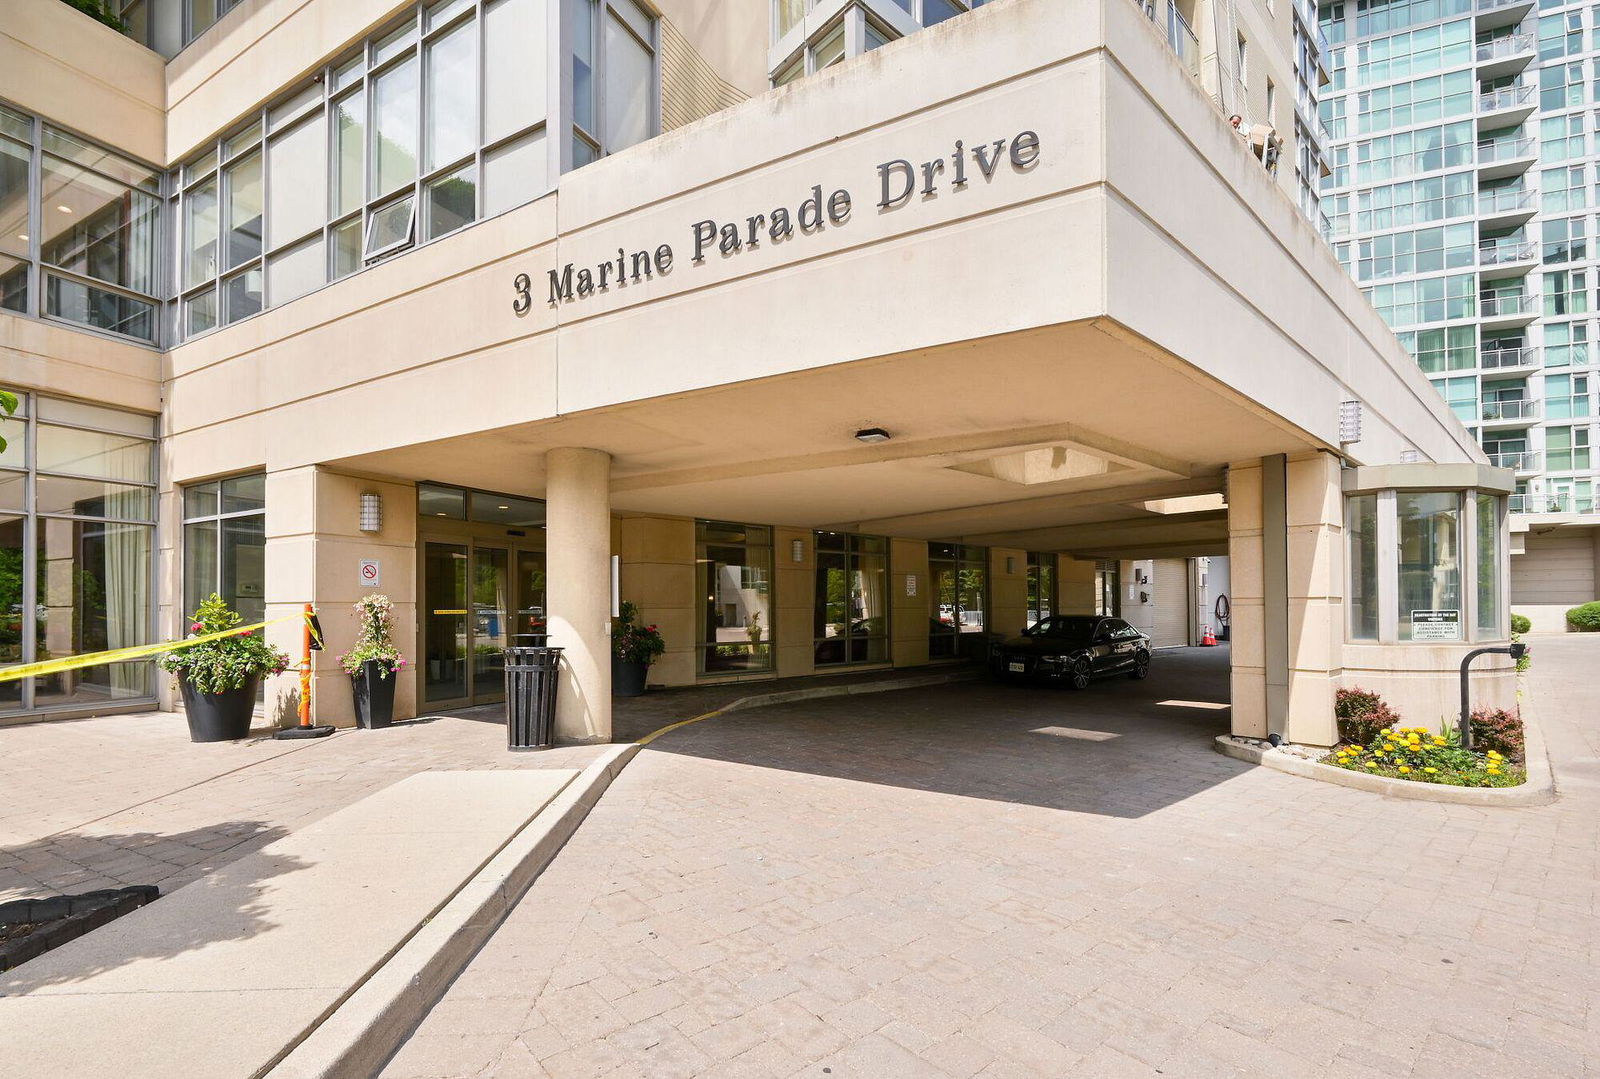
1007;661;1026;673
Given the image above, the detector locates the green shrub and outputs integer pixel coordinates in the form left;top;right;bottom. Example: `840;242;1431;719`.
1469;708;1526;763
1322;725;1522;787
1334;687;1400;746
1565;601;1600;632
159;594;290;694
60;0;124;30
1510;613;1531;635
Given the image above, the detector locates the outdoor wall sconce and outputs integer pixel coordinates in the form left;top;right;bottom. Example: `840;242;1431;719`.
1005;555;1017;574
791;538;805;563
359;492;383;533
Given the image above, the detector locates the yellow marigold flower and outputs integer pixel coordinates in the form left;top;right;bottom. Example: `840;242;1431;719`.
1399;766;1411;774
1380;728;1392;736
1487;766;1501;775
1432;737;1446;746
1365;761;1379;769
1488;751;1503;761
1424;767;1437;774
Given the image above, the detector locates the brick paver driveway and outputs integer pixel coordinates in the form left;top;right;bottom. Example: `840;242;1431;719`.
385;641;1600;1079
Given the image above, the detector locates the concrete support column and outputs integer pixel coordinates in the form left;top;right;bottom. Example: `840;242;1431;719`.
617;516;695;686
1057;555;1097;615
890;539;930;668
1227;461;1268;738
989;547;1029;639
546;448;612;743
1284;450;1344;746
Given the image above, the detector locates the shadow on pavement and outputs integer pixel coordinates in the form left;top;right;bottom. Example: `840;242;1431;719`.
636;647;1249;818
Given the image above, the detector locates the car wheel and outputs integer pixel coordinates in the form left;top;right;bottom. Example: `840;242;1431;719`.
1069;657;1092;690
1129;651;1151;680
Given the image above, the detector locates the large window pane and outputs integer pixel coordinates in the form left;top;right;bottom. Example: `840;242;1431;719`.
572;0;597;134
424;164;476;239
36;476;152;519
425;18;478;172
425;542;468;701
776;0;806;38
222;265;263;324
1397;492;1461;641
183;518;219;619
33;518;153;708
1477;493;1501;636
221;473;266;513
184;177;219;289
45;275;155;341
39;157;160;295
223;150;263;269
373;56;421;196
484;0;548;144
267;235;325;305
483;131;548;217
604;14;652;152
1347;494;1379;640
0;137;29;258
0;254;26;313
37;425;152;482
332;216;362;278
333;91;366;217
221;513;266;627
186;288;218;336
697;523;773;674
267;113;327;248
0;515;23;710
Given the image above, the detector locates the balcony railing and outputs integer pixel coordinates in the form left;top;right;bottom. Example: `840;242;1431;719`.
1479;84;1536;112
1478;239;1536;266
1479;293;1535;318
1512;493;1597;514
1475;33;1534;62
1478;0;1533;11
1477;136;1535;165
1484;450;1542;471
1480;345;1539;368
1478;186;1537;215
1481;398;1541;420
1167;5;1200;76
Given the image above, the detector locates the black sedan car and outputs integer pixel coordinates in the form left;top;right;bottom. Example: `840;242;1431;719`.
993;615;1151;689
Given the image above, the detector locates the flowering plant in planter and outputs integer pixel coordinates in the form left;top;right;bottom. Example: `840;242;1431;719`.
159;594;290;694
612;601;665;665
338;593;406;678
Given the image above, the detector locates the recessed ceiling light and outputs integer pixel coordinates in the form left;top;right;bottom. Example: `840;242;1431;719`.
497;504;509;510
854;427;891;444
435;511;447;516
55;205;72;214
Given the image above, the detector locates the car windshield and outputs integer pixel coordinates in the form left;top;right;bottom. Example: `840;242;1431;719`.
1023;616;1101;644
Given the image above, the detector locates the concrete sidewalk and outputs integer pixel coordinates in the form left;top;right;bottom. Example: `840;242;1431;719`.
0;769;578;1079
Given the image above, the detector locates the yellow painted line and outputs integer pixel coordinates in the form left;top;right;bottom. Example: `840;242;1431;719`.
637;707;731;747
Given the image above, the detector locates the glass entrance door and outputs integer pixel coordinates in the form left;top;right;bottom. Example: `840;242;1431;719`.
423;540;516;707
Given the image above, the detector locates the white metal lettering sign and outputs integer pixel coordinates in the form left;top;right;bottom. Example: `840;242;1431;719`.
1410;609;1461;641
359;559;381;588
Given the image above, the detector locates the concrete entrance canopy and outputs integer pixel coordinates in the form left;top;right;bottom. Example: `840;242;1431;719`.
157;0;1488;738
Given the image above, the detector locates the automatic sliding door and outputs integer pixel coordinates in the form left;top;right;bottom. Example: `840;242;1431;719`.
471;546;509;702
424;542;468;703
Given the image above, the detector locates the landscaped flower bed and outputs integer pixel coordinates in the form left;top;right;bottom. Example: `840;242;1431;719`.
1327;688;1526;788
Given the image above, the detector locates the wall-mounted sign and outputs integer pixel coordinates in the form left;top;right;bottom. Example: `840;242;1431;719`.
905;574;918;598
359;559;381;588
1410;609;1461;641
513;129;1042;313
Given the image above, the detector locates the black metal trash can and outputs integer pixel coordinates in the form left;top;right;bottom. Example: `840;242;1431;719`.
504;646;562;750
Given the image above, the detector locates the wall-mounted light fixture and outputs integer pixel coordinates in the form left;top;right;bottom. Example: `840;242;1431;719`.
1005;555;1017;575
359;492;383;533
791;538;805;563
854;427;891;443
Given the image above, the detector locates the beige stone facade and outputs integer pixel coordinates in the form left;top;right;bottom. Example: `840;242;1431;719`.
0;0;1517;743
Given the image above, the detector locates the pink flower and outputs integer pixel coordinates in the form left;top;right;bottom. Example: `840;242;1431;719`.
191;622;204;633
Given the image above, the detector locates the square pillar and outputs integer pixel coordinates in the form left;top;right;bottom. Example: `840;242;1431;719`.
988;547;1029;639
1227;461;1268;738
774;527;815;677
1058;555;1097;615
617;516;695;686
546;448;612;743
891;539;930;668
1284;451;1344;746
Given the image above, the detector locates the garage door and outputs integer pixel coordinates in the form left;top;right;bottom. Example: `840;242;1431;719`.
1152;558;1190;648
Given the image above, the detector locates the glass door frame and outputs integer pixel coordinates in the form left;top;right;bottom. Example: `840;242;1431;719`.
417;529;544;710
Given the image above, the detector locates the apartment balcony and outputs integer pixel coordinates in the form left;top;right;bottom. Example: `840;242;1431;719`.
1477;84;1537;130
1476;134;1536;181
1476;0;1537;32
1476;185;1538;228
1480;344;1541;372
1474;33;1535;81
1480;398;1541;425
1478;292;1538;329
1166;4;1199;77
1512;492;1598;514
1483;450;1541;473
1478;238;1538;274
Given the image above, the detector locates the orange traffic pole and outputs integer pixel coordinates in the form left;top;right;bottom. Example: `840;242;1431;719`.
299;601;313;728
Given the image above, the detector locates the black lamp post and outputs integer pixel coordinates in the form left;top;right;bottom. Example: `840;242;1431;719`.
1458;642;1526;749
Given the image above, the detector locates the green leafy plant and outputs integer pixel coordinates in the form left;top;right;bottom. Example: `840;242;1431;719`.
160;594;290;694
1334;687;1400;746
1565;601;1600;632
1323;724;1522;787
1510;613;1531;635
338;593;405;678
60;0;124;30
0;390;16;454
613;601;665;666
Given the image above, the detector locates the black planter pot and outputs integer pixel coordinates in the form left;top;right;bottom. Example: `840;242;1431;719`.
613;657;649;697
351;660;397;729
179;676;260;742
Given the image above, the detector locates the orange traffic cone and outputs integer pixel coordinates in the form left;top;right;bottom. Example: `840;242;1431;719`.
1201;625;1217;646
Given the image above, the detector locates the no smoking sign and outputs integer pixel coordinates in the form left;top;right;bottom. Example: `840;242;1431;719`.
359;559;381;588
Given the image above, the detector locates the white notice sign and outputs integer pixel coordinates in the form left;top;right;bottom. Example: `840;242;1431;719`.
1410;609;1461;641
906;574;918;597
359;559;381;588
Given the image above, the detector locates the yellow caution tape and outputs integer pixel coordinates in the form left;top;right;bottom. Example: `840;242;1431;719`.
0;613;307;684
